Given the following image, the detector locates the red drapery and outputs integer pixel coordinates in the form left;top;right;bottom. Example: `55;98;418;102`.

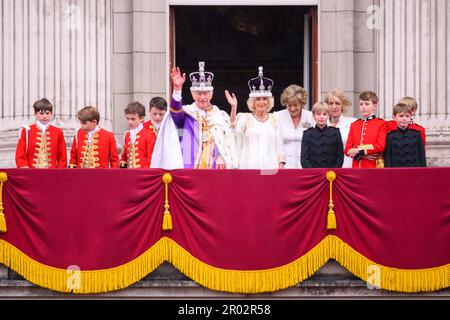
0;168;449;293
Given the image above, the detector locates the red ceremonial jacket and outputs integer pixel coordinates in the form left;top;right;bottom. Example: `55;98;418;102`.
120;127;156;168
15;124;67;168
69;128;119;168
143;120;158;136
344;116;388;168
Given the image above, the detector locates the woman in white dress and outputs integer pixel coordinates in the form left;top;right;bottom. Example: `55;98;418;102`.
276;84;315;168
324;89;357;168
227;67;285;169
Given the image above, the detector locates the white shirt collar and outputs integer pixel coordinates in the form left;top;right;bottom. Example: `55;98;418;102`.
152;121;160;130
130;123;143;143
36;121;49;132
87;125;101;144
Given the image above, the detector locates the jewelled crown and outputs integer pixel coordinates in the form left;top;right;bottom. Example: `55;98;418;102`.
248;66;274;98
189;61;214;91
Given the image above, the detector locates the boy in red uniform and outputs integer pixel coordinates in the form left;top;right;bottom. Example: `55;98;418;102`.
345;91;388;168
387;96;426;146
15;98;67;168
69;106;119;168
143;96;167;137
120;102;156;168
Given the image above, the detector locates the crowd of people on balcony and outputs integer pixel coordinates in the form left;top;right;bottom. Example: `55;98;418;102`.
14;61;427;170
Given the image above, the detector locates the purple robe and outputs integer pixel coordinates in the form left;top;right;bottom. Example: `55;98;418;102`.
171;98;218;168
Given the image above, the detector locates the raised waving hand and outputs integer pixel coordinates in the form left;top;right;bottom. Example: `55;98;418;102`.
170;67;186;91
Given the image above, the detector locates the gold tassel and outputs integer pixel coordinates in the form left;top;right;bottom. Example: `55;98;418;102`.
0;172;7;233
163;212;173;231
0;213;6;233
376;156;385;168
326;171;337;230
162;173;173;231
327;211;336;230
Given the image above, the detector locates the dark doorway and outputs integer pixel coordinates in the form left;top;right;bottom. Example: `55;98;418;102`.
172;6;316;113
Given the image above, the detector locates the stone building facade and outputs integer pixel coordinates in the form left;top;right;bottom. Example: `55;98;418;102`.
1;0;449;167
0;0;449;297
0;0;449;167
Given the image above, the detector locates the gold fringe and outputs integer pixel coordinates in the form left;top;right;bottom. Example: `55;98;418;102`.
0;239;165;294
0;236;449;294
0;172;7;233
166;237;330;294
328;235;450;293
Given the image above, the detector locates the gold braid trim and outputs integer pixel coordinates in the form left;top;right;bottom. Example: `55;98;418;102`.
169;106;183;113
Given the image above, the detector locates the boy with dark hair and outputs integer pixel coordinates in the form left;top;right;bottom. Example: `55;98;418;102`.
384;103;426;167
301;102;344;168
345;91;388;168
120;102;156;168
69;106;119;168
144;96;167;136
15;98;67;168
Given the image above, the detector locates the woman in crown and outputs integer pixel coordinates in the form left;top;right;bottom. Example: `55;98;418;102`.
226;67;285;170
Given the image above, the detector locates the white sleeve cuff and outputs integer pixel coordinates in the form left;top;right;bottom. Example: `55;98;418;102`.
172;91;182;102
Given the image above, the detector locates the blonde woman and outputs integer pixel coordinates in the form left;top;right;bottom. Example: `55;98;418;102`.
276;84;315;168
324;89;357;168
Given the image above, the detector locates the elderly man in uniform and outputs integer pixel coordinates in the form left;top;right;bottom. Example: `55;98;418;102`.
151;62;237;169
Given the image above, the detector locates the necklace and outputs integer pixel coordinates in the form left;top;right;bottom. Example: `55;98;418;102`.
253;113;268;123
330;116;340;127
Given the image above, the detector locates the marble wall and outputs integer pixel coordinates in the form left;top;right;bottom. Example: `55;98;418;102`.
0;0;112;167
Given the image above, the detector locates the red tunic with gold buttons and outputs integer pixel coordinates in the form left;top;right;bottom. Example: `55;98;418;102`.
387;120;426;146
120;127;156;168
15;124;67;168
69;128;119;168
344;116;388;168
143;120;158;137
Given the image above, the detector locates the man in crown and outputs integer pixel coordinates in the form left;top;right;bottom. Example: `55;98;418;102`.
151;62;237;169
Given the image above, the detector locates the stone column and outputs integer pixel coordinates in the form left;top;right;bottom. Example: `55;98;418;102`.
320;0;379;117
112;0;167;139
0;0;112;167
377;0;450;166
